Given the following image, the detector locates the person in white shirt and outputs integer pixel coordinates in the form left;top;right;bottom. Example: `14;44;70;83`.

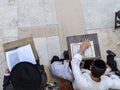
50;58;74;82
71;39;120;90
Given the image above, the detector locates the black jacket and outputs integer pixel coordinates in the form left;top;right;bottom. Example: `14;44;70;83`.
3;76;14;90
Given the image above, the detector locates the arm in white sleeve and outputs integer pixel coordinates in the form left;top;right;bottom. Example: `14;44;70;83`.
71;53;88;88
109;74;120;89
104;68;120;89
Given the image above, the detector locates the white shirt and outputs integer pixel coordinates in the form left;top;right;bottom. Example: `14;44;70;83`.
71;53;120;90
50;61;74;81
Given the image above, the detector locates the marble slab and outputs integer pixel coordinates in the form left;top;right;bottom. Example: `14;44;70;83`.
17;0;57;27
0;0;16;6
47;36;61;64
80;0;119;29
34;37;49;65
0;6;18;37
54;0;86;50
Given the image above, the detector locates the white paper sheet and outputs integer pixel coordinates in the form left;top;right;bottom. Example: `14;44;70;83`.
5;44;36;71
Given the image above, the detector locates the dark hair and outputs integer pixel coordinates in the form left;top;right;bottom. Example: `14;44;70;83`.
83;59;93;70
91;59;106;78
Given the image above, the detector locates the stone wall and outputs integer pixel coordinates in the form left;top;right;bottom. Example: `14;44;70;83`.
0;0;120;89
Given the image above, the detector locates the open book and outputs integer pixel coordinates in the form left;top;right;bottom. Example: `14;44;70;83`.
70;41;95;58
5;44;36;71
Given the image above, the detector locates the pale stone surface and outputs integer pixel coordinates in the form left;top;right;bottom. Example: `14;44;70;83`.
80;0;120;29
17;0;57;27
33;37;49;65
0;52;6;68
116;0;120;10
19;26;47;38
87;29;120;60
115;57;120;70
0;61;7;78
0;52;7;89
44;0;57;25
18;25;58;38
46;25;58;37
0;6;18;37
115;28;120;39
0;0;16;6
0;78;3;90
33;36;61;65
55;0;86;50
0;30;3;38
47;36;61;64
2;37;18;44
17;0;44;27
0;39;3;52
3;29;18;38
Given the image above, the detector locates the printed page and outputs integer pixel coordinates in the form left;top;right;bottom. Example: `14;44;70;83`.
70;41;95;58
5;44;36;71
6;49;20;71
17;44;36;64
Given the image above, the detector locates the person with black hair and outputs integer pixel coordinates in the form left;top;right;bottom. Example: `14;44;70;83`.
71;39;120;90
50;50;116;89
3;62;47;90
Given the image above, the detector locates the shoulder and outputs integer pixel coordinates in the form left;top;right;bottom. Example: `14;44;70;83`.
101;75;120;89
101;75;115;85
101;75;112;81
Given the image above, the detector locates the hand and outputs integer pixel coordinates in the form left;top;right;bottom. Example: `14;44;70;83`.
78;39;90;55
5;68;10;74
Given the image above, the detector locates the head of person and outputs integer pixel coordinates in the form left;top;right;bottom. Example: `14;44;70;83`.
10;62;41;90
90;59;106;78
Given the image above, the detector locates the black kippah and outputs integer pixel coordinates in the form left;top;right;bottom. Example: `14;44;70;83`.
93;59;106;69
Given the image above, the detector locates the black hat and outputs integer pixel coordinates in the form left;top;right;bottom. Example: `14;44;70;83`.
10;62;41;90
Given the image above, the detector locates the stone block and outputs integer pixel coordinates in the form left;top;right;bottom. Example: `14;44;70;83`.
0;0;16;6
80;0;117;29
33;37;49;65
47;36;61;63
44;0;57;24
0;6;18;38
17;0;57;27
18;25;58;38
54;0;86;50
